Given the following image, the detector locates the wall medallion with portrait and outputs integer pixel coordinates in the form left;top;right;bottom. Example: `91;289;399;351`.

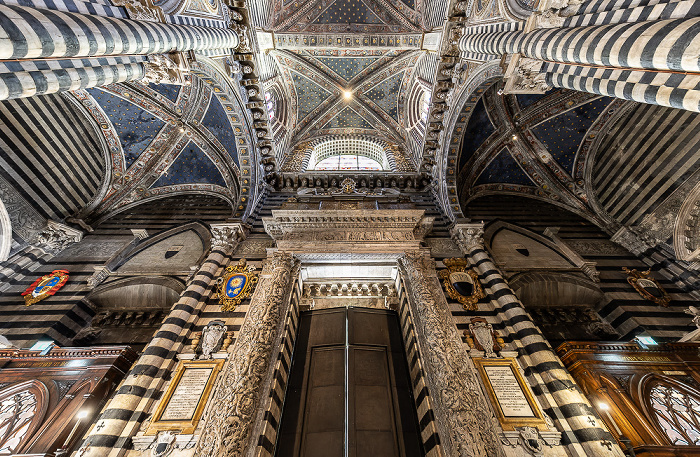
439;258;485;310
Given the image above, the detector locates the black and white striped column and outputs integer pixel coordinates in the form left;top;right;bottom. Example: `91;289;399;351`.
451;222;624;457
195;251;298;457
77;223;244;457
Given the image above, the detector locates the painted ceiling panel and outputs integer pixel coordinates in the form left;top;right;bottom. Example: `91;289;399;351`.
148;83;180;103
316;0;384;23
459;98;495;171
531;96;612;174
516;92;549;109
291;70;333;122
201;92;238;166
87;88;165;169
152;141;226;188
316;56;380;82
365;71;403;122
400;0;414;8
323;107;373;129
475;148;533;186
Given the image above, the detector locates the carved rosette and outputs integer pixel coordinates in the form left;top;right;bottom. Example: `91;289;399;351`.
450;222;485;254
399;251;504;457
194;251;297;457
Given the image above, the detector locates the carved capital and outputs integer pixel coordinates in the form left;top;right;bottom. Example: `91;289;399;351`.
210;223;247;249
142;53;190;85
611;226;653;256
450;221;485;253
32;220;83;255
111;0;164;21
86;266;111;290
502;54;551;94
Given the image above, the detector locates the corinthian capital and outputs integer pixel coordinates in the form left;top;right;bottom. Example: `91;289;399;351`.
33;220;83;255
210;223;247;249
450;221;484;253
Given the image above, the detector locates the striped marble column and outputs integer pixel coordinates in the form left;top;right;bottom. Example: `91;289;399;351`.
398;251;505;457
451;222;624;457
195;251;297;457
0;3;239;60
77;223;245;457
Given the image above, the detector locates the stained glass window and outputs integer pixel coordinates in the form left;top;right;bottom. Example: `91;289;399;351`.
307;138;389;171
314;155;383;170
0;390;38;454
649;384;700;445
420;91;430;123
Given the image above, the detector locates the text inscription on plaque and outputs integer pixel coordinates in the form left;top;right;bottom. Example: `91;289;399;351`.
483;365;535;417
161;368;213;421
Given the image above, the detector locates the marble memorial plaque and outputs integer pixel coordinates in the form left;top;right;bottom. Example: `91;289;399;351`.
483;365;535;417
161;367;213;421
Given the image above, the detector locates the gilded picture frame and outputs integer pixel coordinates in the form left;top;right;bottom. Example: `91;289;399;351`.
473;357;547;431
217;259;258;312
438;257;485;310
623;268;671;307
146;359;224;435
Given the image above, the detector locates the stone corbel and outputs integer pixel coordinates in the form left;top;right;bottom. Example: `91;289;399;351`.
501;54;551;94
544;227;600;282
142;52;191;86
32;220;83;256
500;426;562;456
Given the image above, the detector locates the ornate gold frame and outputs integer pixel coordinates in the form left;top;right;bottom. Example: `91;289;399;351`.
146;359;223;435
623;268;671;307
473;357;547;431
217;259;258;312
438;258;485;310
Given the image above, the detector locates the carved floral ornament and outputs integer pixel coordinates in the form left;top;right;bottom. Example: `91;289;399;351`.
216;259;258;311
438;257;485;310
623;268;671;307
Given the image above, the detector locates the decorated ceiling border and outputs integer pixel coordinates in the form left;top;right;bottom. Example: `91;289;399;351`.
190;57;264;220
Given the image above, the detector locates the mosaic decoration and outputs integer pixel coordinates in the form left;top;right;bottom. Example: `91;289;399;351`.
291;71;333;122
623;268;671;307
364;71;403;121
86;88;166;169
316;57;380;82
21;270;69;306
531;97;613;174
475;148;534;186
438;258;485;310
152;141;227;188
323;107;373;129
217;259;258;312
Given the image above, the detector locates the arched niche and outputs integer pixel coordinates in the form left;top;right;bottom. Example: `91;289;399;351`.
509;271;604;308
0;380;50;455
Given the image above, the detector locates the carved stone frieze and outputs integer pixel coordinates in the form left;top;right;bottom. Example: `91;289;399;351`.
610;226;654;256
303;281;396;298
450;221;485;253
399;251;504;457
32;220;83;255
194;251;297;457
0;174;45;243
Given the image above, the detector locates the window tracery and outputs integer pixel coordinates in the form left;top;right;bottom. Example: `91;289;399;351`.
649;384;700;445
307;138;389;171
0;390;38;454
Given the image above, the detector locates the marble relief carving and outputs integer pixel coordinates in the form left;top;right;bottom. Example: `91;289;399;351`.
195;251;297;457
400;251;504;457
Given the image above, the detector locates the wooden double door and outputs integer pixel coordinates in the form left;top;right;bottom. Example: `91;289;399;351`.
275;308;424;457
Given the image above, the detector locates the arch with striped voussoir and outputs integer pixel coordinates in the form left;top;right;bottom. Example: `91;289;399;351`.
0;197;11;261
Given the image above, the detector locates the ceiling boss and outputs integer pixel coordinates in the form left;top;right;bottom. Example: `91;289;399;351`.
217;259;258;312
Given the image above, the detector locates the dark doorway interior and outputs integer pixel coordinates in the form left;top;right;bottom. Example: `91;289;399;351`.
275;307;424;457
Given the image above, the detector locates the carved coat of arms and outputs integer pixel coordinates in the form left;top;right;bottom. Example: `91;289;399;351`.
21;270;69;306
438;258;485;310
217;259;258;312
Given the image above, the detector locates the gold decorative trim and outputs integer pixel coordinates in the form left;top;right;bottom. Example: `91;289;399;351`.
473;357;547;431
438;257;485;310
217;259;258;312
623;268;671;307
146;359;223;435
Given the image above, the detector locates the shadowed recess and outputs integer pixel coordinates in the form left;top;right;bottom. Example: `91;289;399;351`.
87;88;166;169
531;97;612;174
475;148;533;186
365;72;403;122
201;92;238;165
516;92;549;109
291;71;333;122
151;141;226;187
148;83;180;103
323;107;373;129
316;57;380;82
459;97;494;171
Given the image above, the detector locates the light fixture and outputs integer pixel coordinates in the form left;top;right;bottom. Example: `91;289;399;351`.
598;402;609;410
511;134;518;141
343;90;352;100
77;410;89;419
